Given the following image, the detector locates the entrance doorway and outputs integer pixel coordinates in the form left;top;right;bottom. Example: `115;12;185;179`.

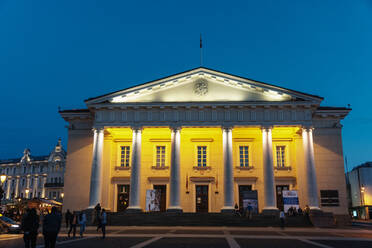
196;185;208;212
153;185;167;212
238;185;252;209
117;185;130;212
276;185;289;211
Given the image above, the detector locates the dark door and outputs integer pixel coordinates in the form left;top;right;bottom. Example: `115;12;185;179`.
117;185;130;212
196;185;209;212
238;185;252;209
153;185;167;212
276;185;289;211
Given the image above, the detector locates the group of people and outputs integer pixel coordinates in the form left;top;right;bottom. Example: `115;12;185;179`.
64;209;87;238
21;206;62;248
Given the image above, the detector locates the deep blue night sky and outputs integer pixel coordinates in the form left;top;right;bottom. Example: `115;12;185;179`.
0;1;371;170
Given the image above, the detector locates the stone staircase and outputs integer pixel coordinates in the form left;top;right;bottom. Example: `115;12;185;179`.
103;212;313;227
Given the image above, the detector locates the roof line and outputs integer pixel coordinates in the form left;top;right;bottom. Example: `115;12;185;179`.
84;67;324;103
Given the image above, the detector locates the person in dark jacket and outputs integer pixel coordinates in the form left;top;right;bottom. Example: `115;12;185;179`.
42;207;62;248
65;209;72;228
21;208;39;248
67;212;77;238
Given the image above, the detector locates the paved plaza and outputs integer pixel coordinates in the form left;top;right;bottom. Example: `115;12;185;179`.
2;226;372;248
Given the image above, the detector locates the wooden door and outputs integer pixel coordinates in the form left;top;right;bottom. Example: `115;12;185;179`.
153;185;167;212
196;185;208;212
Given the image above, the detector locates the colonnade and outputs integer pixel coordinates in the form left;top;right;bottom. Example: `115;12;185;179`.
5;174;47;200
87;126;320;212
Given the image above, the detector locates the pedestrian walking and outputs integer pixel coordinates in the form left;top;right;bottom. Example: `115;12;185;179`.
78;211;87;238
42;207;62;248
95;203;102;230
65;209;72;228
21;208;39;248
68;212;77;238
100;209;107;239
279;210;285;229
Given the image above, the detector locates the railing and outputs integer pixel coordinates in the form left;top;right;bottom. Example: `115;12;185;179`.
44;183;64;187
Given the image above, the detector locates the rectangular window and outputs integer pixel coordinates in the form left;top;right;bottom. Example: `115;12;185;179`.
239;146;249;167
120;146;130;167
197;146;207;167
156;146;166;167
320;190;339;207
276;146;286;167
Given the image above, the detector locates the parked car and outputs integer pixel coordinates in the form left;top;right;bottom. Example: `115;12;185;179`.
0;214;21;233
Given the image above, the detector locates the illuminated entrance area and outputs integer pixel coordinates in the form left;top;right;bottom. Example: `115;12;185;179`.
276;185;289;211
153;185;167;212
196;185;209;212
117;185;130;212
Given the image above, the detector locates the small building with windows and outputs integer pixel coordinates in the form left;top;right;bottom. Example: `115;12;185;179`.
347;162;372;219
60;67;350;219
0;139;66;203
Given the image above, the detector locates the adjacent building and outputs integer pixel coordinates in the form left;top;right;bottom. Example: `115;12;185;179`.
60;67;350;219
348;162;372;219
0;139;66;202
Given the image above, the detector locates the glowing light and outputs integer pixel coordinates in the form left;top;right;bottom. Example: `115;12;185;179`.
61;193;64;198
0;175;6;183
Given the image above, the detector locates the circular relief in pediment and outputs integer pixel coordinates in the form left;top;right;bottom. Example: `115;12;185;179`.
193;79;208;96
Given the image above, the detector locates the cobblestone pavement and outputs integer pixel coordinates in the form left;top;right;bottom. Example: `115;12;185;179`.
2;226;372;248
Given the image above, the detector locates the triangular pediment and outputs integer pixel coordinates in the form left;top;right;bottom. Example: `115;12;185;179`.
85;68;323;105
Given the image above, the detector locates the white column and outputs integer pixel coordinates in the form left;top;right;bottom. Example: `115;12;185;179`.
168;127;182;212
221;127;235;212
262;127;278;211
302;127;320;209
41;175;47;198
128;127;142;212
88;128;104;208
15;176;20;198
33;175;38;198
6;177;11;200
26;175;30;199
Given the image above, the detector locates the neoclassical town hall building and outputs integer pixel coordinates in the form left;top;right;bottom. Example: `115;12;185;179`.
60;67;350;216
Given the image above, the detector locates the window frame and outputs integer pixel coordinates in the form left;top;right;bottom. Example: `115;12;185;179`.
152;143;170;168
320;190;340;207
155;145;166;168
273;142;291;169
116;143;132;168
119;145;131;168
195;145;209;167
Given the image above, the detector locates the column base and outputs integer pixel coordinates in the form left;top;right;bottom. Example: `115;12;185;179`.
221;206;235;213
166;207;183;213
262;207;279;216
126;207;143;213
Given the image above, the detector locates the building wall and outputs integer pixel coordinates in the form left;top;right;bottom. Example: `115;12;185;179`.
313;127;348;214
62;130;93;212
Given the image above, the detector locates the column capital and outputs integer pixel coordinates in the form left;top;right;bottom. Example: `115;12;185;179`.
170;126;182;132
261;125;273;132
92;127;105;133
222;126;233;132
302;126;314;132
131;126;143;133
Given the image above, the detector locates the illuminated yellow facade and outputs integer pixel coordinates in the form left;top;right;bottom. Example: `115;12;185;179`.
60;67;350;217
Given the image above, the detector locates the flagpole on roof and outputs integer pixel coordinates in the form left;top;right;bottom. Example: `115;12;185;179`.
200;33;203;66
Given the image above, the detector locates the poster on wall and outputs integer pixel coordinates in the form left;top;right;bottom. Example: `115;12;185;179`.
145;189;161;212
282;190;299;213
242;190;258;214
